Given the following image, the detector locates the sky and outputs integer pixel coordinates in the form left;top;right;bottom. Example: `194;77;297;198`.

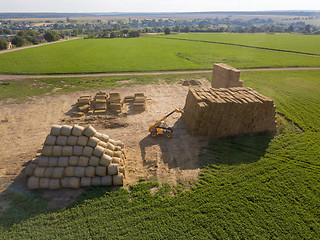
1;0;319;12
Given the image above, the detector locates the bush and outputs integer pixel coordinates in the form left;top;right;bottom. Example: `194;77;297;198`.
11;36;26;47
0;38;8;50
44;31;60;42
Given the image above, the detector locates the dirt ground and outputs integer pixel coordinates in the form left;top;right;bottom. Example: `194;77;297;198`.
0;80;211;197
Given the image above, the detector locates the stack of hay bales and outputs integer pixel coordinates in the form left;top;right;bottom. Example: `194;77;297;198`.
181;79;201;86
77;96;92;114
26;125;126;190
133;93;146;111
93;92;108;114
182;87;277;137
212;63;244;88
108;92;122;113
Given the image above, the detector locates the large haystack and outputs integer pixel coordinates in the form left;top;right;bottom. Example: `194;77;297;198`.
212;63;243;88
182;87;277;137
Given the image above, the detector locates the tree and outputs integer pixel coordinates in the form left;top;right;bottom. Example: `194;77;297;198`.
128;30;140;38
44;31;60;42
164;27;171;35
11;36;26;47
0;38;8;50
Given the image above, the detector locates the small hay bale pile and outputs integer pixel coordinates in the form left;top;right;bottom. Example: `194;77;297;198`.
93;92;108;114
133;93;146;111
182;87;277;137
77;95;93;114
26;124;126;190
181;79;201;86
108;92;122;113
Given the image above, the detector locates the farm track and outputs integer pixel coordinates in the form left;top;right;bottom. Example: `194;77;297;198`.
0;67;320;80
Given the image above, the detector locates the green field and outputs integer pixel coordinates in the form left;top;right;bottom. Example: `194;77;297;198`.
0;70;319;238
0;33;320;74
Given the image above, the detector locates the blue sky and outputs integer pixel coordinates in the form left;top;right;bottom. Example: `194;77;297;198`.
1;0;320;12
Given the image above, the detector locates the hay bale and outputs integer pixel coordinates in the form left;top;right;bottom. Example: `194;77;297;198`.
96;166;107;176
38;156;49;167
67;136;78;146
69;156;79;166
113;151;121;158
77;136;88;146
50;125;62;136
98;141;107;148
89;156;99;166
88;137;99;148
113;174;124;186
115;146;122;151
83;125;96;137
61;178;69;188
115;140;124;148
92;177;101;186
101;134;109;142
58;157;69;167
93;132;102;139
100;154;112;167
44;167;54;178
62;146;73;156
93;146;104;157
49;179;61;190
25;163;37;176
34;167;45;177
81;177;91;187
42;145;53;157
56;136;67;146
82;146;93;157
48;157;59;167
105;149;113;157
52;146;62;157
74;166;85;177
108;139;116;145
106;142;115;151
119;167;125;177
85;166;96;177
68;177;80;189
73;146;83;156
44;135;57;145
28;177;39;189
72;125;84;136
78;105;90;113
52;167;65;178
66;166;75;177
112;157;121;164
60;125;73;136
73;112;85;117
101;176;112;186
78;156;89;167
39;178;50;189
108;164;118;175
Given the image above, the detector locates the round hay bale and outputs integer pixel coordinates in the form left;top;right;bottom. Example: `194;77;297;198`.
82;146;93;157
52;146;62;157
104;149;113;157
106;142;115;151
83;125;96;137
67;136;78;146
113;151;121;158
77;136;88;146
38;156;49;167
96;166;107;176
48;157;59;167
115;146;121;151
49;179;61;190
62;146;73;156
72;125;84;136
44;135;57;145
88;137;99;148
69;156;79;166
101;176;112;186
39;178;50;189
108;138;116;145
91;177;101;186
98;141;107;148
44;167;54;178
58;157;69;167
42;145;53;157
81;177;92;187
56;136;67;146
28;177;39;189
101;134;109;143
34;167;45;177
89;156;100;166
50;125;62;136
85;166;96;177
115;140;124;148
61;177;69;188
119;167;125;177
52;167;65;178
78;156;89;167
107;164;118;176
60;125;73;136
74;166;85;177
66;166;75;177
113;174;124;186
68;177;80;189
25;163;37;176
93;146;104;157
93;132;102;140
73;146;83;156
112;157;121;164
100;154;112;167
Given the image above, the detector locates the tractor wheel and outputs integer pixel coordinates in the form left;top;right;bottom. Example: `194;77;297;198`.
165;132;172;138
151;130;157;138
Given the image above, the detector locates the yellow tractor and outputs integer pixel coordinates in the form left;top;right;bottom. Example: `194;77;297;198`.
148;108;184;138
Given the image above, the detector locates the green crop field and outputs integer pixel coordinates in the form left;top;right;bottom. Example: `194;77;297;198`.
0;70;319;238
0;34;320;75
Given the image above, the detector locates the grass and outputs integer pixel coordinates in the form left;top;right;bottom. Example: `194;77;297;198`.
0;34;320;75
0;69;319;238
